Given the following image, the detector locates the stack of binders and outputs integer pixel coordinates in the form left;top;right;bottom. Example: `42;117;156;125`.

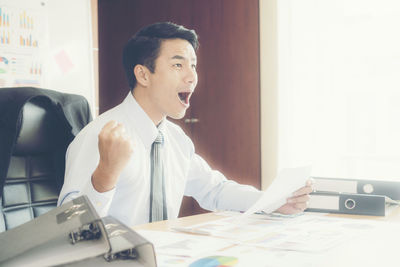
0;195;157;266
306;177;400;216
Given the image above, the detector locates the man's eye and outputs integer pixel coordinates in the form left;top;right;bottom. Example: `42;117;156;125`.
174;63;183;68
191;64;197;69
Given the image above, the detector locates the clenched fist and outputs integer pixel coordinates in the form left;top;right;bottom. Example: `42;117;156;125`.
92;121;134;192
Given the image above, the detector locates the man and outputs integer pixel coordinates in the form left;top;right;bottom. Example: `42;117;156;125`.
58;22;312;227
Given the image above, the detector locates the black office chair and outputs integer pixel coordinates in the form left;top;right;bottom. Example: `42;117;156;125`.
0;88;92;232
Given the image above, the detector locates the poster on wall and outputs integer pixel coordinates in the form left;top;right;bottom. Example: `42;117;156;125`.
0;1;48;88
0;0;96;116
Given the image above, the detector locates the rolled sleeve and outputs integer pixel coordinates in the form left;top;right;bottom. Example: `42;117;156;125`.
81;179;116;217
58;123;116;217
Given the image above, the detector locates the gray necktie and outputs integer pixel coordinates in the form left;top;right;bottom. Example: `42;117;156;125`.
149;130;167;222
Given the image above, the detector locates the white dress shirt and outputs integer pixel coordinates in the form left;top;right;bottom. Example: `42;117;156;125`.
58;92;263;227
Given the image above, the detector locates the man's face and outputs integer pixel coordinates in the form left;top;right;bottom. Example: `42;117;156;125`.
146;38;198;121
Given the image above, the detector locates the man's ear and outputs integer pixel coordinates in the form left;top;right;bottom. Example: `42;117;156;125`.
134;64;150;87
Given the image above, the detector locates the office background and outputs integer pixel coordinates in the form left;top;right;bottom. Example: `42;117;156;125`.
1;0;400;216
0;0;96;113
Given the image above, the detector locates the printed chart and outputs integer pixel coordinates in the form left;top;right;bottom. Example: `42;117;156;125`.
189;256;238;267
0;4;47;88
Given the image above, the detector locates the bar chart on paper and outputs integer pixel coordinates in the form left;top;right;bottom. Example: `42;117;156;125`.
189;256;238;267
0;3;47;87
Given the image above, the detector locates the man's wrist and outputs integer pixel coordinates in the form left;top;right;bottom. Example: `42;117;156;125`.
92;166;117;192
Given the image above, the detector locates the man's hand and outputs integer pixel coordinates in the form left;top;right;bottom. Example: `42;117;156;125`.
275;179;314;215
92;121;134;192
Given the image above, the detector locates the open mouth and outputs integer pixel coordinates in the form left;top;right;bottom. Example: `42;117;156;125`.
178;92;190;106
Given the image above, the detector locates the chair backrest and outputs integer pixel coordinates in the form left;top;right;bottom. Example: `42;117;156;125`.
0;97;71;232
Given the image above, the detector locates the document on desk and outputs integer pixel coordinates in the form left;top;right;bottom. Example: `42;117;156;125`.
136;230;233;258
185;217;400;267
241;166;312;217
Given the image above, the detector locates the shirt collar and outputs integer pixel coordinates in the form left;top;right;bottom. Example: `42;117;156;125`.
122;92;166;150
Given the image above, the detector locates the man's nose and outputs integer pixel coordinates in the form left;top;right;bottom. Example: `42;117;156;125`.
184;67;197;84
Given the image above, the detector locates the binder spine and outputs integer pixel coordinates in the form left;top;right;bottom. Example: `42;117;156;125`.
339;194;385;216
312;176;400;200
306;192;386;216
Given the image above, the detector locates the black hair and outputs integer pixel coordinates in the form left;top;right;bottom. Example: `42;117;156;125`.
122;22;199;90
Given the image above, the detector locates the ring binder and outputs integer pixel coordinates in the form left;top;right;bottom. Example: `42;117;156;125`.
312;177;400;200
0;195;109;266
69;216;157;266
306;192;388;216
0;195;157;266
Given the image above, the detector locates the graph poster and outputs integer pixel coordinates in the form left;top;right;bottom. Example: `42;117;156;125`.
0;2;48;87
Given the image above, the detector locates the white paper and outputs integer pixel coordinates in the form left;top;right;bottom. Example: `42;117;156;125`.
242;166;312;217
136;230;233;257
138;212;400;266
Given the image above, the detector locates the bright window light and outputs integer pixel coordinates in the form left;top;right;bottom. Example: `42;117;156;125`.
277;0;400;180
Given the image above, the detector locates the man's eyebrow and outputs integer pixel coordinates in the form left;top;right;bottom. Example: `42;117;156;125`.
171;55;197;62
171;55;185;60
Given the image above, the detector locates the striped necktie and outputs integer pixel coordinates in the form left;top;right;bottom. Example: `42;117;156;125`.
149;130;167;222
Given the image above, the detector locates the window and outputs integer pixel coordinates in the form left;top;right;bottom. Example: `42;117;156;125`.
276;0;400;180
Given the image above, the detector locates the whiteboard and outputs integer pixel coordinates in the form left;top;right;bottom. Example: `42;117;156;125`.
0;0;95;114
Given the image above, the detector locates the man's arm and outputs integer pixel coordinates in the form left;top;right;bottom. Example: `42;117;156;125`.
185;154;313;215
58;120;133;216
92;121;134;192
185;154;264;212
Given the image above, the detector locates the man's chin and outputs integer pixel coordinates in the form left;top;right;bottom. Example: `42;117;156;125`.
168;110;186;120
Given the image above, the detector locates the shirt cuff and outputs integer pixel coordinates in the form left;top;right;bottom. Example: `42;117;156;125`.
82;179;116;217
217;183;264;212
238;189;264;212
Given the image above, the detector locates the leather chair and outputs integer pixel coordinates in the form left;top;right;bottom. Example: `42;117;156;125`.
0;89;92;232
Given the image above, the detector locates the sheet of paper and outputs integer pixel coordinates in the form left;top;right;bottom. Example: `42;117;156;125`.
174;212;385;253
136;230;233;258
242;215;360;252
241;166;312;217
181;213;304;241
137;212;400;267
204;245;314;267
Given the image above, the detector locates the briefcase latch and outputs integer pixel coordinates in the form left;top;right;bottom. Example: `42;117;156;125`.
69;221;102;244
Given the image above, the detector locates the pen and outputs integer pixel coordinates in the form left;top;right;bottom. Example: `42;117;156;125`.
170;226;211;236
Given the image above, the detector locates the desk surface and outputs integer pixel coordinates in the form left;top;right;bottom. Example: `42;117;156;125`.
134;207;400;267
135;206;400;231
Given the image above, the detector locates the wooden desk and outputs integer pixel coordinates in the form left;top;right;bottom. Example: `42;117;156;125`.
136;207;400;231
134;212;225;231
134;208;400;267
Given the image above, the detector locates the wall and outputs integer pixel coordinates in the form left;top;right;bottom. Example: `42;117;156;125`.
0;0;96;114
260;0;278;189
